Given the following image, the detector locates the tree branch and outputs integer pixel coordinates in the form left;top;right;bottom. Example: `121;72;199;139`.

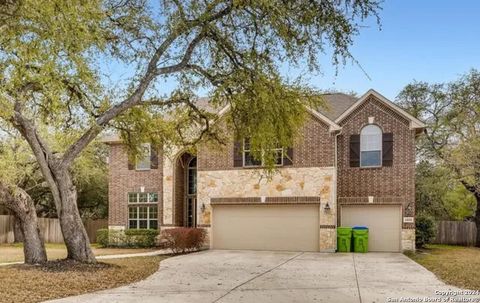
60;2;235;168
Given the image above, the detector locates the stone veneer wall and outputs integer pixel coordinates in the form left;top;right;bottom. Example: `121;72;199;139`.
401;229;415;251
197;166;337;251
162;152;177;225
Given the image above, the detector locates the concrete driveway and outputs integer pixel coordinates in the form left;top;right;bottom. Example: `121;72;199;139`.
48;250;471;303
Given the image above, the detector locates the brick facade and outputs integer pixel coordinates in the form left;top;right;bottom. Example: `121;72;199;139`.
336;96;416;229
107;144;163;228
197;114;335;171
106;92;421;250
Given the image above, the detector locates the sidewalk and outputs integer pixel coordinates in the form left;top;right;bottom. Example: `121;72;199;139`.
0;249;171;266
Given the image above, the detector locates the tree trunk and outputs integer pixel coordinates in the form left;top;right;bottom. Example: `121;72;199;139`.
13;216;24;243
54;169;96;263
0;183;47;264
12;109;96;263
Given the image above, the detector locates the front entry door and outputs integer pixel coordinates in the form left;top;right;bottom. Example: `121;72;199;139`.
185;157;197;227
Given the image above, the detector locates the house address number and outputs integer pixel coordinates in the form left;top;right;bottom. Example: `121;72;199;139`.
403;217;414;223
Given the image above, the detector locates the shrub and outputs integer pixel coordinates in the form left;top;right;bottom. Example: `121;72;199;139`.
95;229;159;248
124;229;159;248
96;229;109;247
109;229;127;246
161;228;207;254
416;214;437;248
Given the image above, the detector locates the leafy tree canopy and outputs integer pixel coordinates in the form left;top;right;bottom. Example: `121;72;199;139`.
415;161;475;221
397;70;480;195
0;0;382;260
0;0;381;169
398;70;479;246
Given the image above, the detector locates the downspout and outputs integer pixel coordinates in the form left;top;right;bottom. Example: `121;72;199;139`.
333;129;342;252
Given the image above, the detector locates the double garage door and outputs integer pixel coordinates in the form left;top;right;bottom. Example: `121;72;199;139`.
212;204;319;252
211;204;402;252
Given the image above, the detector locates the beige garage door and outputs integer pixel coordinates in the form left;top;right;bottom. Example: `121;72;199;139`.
341;205;401;252
212;204;319;252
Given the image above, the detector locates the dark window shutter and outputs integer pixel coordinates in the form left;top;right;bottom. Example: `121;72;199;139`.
233;140;243;167
283;147;293;166
150;148;159;169
382;133;393;167
349;134;360;167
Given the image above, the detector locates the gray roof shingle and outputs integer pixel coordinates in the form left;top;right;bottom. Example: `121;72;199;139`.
317;93;358;121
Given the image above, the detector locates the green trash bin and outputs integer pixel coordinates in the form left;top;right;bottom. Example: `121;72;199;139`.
337;227;353;252
352;227;369;253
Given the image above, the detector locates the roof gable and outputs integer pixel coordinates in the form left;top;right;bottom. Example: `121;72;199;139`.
334;89;426;130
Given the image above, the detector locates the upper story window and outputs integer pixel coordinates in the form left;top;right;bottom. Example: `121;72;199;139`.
243;139;283;167
360;125;382;167
136;143;151;170
128;192;158;204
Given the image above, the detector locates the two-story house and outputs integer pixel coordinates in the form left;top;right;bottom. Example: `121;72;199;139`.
103;89;425;252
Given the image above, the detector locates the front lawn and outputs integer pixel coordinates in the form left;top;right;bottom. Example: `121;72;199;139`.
0;243;158;263
405;244;480;290
0;255;167;303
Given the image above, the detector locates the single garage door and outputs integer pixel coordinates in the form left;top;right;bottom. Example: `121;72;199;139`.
212;204;319;252
341;205;401;252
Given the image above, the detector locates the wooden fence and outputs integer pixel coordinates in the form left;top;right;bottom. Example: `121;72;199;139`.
433;220;477;246
0;215;107;244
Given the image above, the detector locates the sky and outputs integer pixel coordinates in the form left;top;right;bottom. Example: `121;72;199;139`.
304;0;480;100
103;1;480;101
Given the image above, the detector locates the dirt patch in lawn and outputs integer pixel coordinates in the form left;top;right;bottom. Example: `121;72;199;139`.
0;243;158;263
405;244;480;290
0;255;168;303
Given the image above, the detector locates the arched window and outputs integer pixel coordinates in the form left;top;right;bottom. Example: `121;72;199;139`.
360;125;382;167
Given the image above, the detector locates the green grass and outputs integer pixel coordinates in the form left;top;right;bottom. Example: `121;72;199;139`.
405;244;480;290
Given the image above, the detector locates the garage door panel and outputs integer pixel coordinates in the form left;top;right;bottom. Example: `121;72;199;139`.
341;205;401;252
212;204;319;252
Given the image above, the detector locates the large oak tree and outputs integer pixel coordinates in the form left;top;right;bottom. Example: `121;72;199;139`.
398;70;480;246
0;0;381;262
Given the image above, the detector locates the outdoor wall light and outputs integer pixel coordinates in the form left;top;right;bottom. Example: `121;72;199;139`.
201;203;206;212
324;201;331;212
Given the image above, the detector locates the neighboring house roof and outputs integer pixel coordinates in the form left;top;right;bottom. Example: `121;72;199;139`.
334;89;426;130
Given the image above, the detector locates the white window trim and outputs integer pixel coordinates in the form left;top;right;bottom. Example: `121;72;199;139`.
135;143;151;171
128;205;158;229
242;139;283;168
127;192;158;204
360;125;382;168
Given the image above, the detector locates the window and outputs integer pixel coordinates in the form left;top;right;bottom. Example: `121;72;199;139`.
136;143;151;170
128;192;158;203
360;125;382;167
187;157;197;195
128;206;158;229
243;139;283;167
